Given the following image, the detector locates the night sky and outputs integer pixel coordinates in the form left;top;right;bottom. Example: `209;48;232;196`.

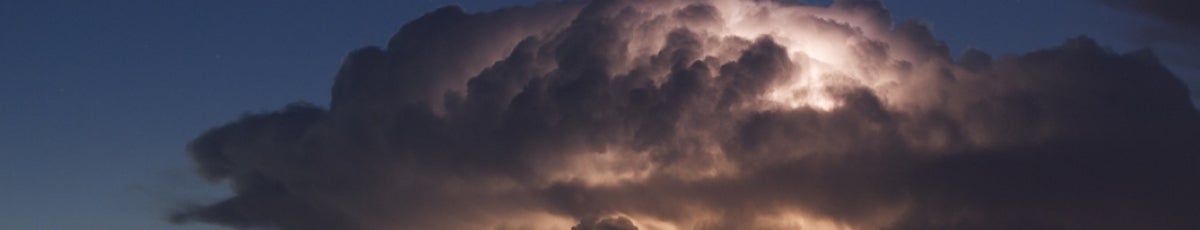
1;0;1196;229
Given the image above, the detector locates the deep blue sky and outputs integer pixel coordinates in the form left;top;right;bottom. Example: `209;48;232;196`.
0;0;1184;229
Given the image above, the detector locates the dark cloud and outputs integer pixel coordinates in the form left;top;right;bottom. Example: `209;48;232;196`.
1095;0;1200;32
572;217;639;230
1094;0;1200;62
1095;0;1200;106
175;0;1200;229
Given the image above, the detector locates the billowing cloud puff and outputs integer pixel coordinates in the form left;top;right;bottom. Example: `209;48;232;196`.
173;0;1200;229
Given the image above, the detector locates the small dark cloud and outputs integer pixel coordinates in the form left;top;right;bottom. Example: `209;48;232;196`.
1094;0;1200;105
572;217;639;230
1095;0;1200;32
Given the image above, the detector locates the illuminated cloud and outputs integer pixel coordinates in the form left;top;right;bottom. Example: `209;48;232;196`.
173;0;1200;229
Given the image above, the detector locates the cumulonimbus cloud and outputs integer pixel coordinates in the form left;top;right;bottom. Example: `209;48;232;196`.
173;0;1200;229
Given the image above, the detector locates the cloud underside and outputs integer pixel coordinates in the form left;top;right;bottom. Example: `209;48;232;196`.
174;0;1200;229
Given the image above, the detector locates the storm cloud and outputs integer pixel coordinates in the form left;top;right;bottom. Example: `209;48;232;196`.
173;0;1200;229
